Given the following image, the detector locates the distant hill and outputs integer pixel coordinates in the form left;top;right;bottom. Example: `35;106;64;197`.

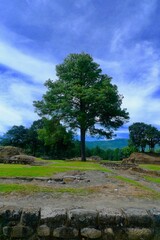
86;138;128;150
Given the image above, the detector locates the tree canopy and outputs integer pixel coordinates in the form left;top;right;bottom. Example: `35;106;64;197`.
34;53;129;161
129;122;160;152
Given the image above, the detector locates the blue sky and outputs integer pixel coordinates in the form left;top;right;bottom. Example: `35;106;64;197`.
0;0;160;138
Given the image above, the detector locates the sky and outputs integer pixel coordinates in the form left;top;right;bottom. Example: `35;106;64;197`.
0;0;160;139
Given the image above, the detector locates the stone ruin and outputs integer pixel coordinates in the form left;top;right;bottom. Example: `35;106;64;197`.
0;146;35;165
122;152;160;165
0;206;159;239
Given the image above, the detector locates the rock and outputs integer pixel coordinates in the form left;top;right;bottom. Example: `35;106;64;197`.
127;228;153;240
81;228;102;239
37;224;50;236
122;208;152;227
53;226;78;238
9;155;36;164
0;146;22;162
68;209;98;228
99;208;124;228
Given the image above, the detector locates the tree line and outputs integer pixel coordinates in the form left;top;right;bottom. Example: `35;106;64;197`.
0;119;133;160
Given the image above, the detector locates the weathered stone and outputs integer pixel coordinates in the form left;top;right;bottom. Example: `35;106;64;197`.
81;228;101;239
53;226;78;238
37;224;50;236
99;208;124;228
9;155;35;164
3;226;12;236
68;209;98;228
0;146;22;162
12;225;33;238
21;208;40;228
0;207;22;222
103;228;114;240
3;225;33;238
41;208;67;227
149;208;160;227
122;208;152;227
127;228;153;240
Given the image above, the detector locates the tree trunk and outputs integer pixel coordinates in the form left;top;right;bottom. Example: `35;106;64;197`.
80;128;86;161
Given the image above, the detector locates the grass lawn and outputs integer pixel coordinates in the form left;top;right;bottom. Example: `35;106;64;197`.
140;164;160;171
0;160;112;178
0;183;97;195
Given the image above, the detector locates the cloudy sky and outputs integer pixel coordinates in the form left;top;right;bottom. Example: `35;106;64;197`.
0;0;160;138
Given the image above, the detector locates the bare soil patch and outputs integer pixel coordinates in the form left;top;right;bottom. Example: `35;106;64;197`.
0;166;160;210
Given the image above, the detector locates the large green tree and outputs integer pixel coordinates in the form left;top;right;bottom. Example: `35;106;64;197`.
34;53;129;161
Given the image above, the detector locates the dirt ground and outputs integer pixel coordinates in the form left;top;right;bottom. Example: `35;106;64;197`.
0;166;160;212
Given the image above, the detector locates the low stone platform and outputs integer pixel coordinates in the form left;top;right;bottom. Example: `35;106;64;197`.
0;205;160;239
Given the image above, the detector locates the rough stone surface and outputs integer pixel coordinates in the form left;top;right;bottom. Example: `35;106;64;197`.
127;228;153;240
21;208;40;228
9;154;35;164
37;224;50;236
81;227;102;239
41;208;67;228
99;208;124;228
122;208;152;227
53;226;78;238
68;209;98;228
0;207;159;239
0;146;22;162
149;208;160;227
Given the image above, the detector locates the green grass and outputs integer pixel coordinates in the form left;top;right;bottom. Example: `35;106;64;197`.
0;183;97;195
140;164;160;171
144;176;160;184
0;161;112;178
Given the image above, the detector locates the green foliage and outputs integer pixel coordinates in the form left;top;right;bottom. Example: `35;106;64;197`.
38;118;75;159
0;125;29;148
129;122;160;152
34;53;129;161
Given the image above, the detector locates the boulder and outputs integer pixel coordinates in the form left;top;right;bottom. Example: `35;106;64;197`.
8;155;35;164
0;146;22;162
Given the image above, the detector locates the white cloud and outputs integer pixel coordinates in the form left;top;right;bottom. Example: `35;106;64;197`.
0;41;55;83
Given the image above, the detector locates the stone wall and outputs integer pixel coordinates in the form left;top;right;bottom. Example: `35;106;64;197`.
0;206;160;239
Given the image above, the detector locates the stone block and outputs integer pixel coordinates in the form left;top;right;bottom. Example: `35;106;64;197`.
0;207;22;222
53;226;78;238
21;208;40;228
103;228;114;240
37;224;50;236
41;208;67;227
81;228;101;239
68;209;98;228
99;208;124;228
3;225;33;238
122;208;152;227
149;208;160;227
127;228;153;240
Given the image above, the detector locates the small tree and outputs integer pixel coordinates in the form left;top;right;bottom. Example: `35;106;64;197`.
145;125;160;152
34;53;129;161
129;122;148;152
1;125;28;149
